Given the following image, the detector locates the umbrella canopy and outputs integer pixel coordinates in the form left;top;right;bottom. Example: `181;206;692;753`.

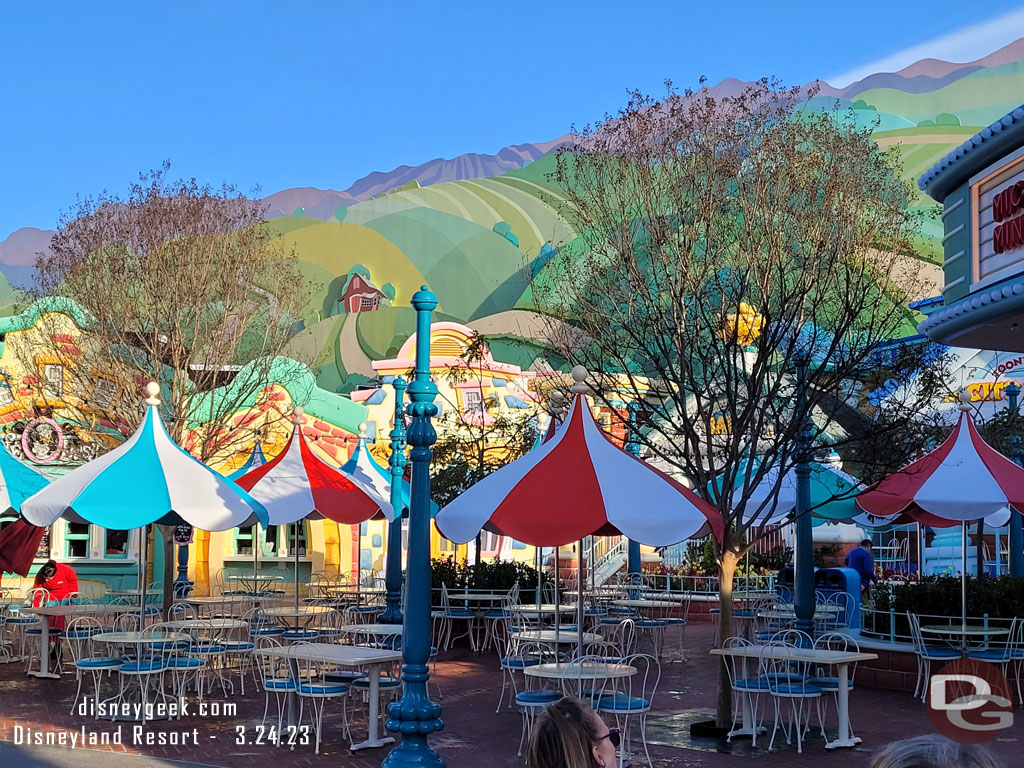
0;443;49;512
0;518;45;576
235;411;393;525
227;442;268;482
856;408;1024;528
22;384;268;531
436;391;722;547
712;456;861;527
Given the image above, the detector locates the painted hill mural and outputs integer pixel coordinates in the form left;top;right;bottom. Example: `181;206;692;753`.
3;38;1024;394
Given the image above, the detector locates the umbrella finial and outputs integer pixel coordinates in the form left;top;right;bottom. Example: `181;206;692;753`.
292;406;305;425
958;390;973;412
144;381;161;406
570;365;589;394
358;422;369;439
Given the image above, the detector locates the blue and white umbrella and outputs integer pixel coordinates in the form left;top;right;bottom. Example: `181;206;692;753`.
0;443;49;513
22;383;268;612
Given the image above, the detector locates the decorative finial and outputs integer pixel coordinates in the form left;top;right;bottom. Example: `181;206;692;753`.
358;422;368;439
570;365;589;394
144;381;161;406
292;406;305;424
549;389;565;415
958;390;973;411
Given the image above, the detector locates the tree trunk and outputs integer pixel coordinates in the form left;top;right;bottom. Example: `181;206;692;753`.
474;533;482;567
715;549;739;729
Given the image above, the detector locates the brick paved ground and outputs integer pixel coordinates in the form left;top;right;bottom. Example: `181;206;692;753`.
0;623;1020;768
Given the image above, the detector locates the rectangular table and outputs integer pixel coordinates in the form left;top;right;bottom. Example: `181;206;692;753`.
710;644;877;750
254;642;401;750
22;604;134;679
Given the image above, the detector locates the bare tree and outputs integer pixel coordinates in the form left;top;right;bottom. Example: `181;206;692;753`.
17;164;310;610
430;331;540;562
533;80;949;726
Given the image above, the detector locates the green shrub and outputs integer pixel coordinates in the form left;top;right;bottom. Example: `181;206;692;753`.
874;575;1024;619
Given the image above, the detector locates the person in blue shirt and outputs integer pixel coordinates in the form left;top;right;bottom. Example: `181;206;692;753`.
844;539;878;603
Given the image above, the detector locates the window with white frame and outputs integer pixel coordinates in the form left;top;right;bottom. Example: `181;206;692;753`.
91;378;117;409
43;364;63;399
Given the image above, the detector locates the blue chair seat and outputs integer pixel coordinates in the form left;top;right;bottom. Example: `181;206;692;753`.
62;629;98;639
635;620;667;628
664;618;687;625
76;657;122;669
762;672;805;683
189;644;227;654
600;617;627;625
732;677;771;691
769;682;822;696
444;610;474;619
250;627;285;636
584;608;608;616
324;670;366;683
516;689;561;704
224;641;255;651
733;610;755;618
597;692;651;711
501;656;540;669
24;628;43;635
8;616;37;624
120;660;166;673
922;646;962;659
298;682;348;695
483;610;508;619
807;676;854;690
264;678;295;691
166;657;205;669
968;648;1024;662
608;607;634;615
282;631;319;641
352;676;400;689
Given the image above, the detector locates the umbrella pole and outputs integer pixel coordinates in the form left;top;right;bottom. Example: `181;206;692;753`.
554;548;560;637
295;523;300;613
534;546;541;605
138;525;147;627
961;522;968;653
577;538;585;664
254;523;259;586
916;523;922;578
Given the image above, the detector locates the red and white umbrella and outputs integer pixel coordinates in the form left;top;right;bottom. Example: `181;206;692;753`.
857;402;1024;641
236;408;392;608
857;407;1024;529
436;389;722;548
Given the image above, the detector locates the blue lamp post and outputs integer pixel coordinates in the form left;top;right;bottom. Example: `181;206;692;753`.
1005;382;1023;578
792;356;815;636
380;377;408;625
624;402;642;595
384;287;444;768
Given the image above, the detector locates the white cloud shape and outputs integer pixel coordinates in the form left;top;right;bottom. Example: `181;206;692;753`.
828;8;1024;88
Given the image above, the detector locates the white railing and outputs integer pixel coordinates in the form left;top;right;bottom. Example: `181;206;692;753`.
860;606;1015;645
592;538;628;586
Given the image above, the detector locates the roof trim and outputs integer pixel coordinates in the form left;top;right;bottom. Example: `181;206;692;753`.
918;104;1024;198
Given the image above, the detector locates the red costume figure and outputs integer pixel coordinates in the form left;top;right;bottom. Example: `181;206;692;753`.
33;560;79;635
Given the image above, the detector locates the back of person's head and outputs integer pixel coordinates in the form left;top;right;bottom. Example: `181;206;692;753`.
526;697;600;768
870;735;1004;768
37;560;57;581
861;539;872;548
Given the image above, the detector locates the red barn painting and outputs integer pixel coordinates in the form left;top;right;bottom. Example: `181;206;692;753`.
341;274;387;314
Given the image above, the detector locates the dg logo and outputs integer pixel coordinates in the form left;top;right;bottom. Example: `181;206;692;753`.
927;658;1014;744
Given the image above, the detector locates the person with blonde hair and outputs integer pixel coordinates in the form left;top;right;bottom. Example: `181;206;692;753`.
870;735;1004;768
526;696;619;768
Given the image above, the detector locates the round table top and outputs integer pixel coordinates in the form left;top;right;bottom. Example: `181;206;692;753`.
94;631;188;644
511;603;576;613
166;618;248;630
515;630;602;644
324;586;386;593
920;624;1010;637
226;575;284;582
757;609;841;620
262;605;332;618
612;599;679;608
524;661;636;680
339;623;404;635
183;595;254;604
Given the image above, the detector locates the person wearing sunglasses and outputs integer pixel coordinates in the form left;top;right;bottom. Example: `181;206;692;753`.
526;696;620;768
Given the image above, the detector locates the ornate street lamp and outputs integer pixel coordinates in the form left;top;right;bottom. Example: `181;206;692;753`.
380;377;408;624
384;287;444;768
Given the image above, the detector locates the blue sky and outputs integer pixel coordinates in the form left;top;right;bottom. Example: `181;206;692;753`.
2;1;1023;239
